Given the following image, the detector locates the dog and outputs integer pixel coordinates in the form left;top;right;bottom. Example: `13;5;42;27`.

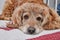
0;0;43;20
0;0;60;35
7;2;60;35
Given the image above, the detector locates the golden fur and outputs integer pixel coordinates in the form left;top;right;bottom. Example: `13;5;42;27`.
0;0;60;34
0;0;43;20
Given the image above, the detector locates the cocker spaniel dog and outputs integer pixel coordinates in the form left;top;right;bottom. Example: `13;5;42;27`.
7;2;60;34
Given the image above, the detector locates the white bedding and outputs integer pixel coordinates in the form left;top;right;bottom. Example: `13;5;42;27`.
0;20;60;40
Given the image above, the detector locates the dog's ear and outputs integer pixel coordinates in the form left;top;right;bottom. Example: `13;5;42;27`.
12;7;23;27
7;7;23;28
48;8;59;22
43;8;60;30
49;8;59;18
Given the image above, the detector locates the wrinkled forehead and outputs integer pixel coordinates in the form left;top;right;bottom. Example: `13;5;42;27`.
21;3;48;12
14;3;49;16
20;3;49;14
21;3;44;13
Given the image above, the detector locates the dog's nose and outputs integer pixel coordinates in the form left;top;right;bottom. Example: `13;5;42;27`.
27;27;36;34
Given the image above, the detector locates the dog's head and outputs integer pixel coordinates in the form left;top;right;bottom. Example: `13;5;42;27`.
11;3;59;35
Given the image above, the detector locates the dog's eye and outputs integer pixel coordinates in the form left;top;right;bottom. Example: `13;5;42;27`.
24;15;29;19
36;17;41;21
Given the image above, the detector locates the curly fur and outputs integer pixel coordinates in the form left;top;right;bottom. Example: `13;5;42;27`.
0;0;43;20
0;0;60;34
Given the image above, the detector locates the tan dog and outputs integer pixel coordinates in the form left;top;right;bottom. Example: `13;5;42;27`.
0;0;43;20
7;2;60;34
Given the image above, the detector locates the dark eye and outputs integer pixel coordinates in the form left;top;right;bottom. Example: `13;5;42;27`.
36;17;41;21
24;15;29;19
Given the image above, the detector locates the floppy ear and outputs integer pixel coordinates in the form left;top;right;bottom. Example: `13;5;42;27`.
43;8;60;30
7;8;23;28
49;8;59;18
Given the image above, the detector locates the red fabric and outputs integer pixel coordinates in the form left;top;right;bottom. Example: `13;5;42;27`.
28;32;60;40
0;27;14;31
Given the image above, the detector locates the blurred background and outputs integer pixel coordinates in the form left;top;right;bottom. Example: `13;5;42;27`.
0;0;5;14
44;0;60;15
0;0;60;15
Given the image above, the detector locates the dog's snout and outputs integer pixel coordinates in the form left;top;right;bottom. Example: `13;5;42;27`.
27;27;36;34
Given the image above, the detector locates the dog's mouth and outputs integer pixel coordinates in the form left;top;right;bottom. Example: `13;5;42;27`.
19;25;43;35
24;28;43;35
